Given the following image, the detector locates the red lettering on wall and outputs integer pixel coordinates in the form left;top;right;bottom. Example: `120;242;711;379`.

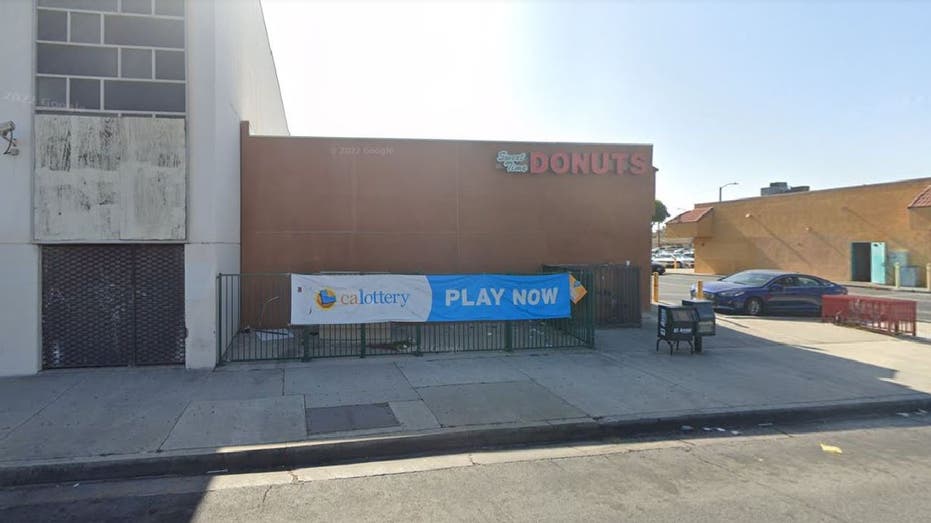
530;152;548;174
610;153;629;175
631;153;649;175
591;153;611;175
570;153;590;174
512;150;642;175
550;153;570;174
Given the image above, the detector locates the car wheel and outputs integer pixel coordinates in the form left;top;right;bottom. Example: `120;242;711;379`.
745;297;763;316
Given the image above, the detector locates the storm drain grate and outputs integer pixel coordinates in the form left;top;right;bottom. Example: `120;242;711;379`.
306;403;400;434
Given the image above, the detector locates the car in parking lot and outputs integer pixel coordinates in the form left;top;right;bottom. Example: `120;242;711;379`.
652;254;680;268
689;269;847;316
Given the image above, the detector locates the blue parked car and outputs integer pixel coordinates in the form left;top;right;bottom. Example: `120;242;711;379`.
689;270;848;316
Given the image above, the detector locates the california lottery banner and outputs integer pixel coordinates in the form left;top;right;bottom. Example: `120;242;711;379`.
290;273;581;325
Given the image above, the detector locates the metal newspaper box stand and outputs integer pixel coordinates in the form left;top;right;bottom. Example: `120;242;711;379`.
656;305;698;354
682;299;716;353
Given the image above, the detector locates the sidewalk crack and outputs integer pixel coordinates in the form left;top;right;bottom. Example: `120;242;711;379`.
394;361;424;402
156;398;192;451
0;374;88;442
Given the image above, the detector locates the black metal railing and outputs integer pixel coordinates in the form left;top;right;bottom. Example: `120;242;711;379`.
216;270;595;363
543;264;641;327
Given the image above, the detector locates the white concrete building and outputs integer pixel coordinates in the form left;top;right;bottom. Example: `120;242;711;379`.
0;0;288;376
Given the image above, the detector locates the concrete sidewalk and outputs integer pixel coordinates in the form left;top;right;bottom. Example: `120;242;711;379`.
2;316;931;485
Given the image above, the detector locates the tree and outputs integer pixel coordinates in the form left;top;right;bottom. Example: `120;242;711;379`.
652;200;670;225
652;200;671;248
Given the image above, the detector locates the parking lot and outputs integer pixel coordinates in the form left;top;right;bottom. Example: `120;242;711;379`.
659;272;931;323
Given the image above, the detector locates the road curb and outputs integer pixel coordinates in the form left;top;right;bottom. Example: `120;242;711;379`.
2;397;930;487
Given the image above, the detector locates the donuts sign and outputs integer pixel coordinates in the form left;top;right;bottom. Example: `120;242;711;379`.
496;150;651;176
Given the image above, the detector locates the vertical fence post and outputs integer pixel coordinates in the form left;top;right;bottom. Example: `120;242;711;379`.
216;274;222;365
415;324;423;356
697;280;704;298
301;327;311;362
505;321;513;352
894;262;901;288
360;323;367;358
926;263;931;291
587;270;596;347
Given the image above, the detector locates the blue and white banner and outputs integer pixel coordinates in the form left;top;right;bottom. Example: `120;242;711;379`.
291;273;573;325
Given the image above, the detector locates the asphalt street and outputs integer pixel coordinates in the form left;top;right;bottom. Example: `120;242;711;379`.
658;272;931;322
2;413;930;522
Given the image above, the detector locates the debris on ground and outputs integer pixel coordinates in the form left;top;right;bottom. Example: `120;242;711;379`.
730;430;741;436
758;422;774;427
820;443;843;454
681;425;694;431
896;412;910;417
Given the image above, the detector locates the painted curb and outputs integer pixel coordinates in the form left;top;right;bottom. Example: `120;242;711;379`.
2;397;930;487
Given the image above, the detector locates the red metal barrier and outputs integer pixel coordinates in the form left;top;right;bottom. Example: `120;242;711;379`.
822;295;917;336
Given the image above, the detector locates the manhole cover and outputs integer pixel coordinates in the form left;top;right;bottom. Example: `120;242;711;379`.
306;403;400;434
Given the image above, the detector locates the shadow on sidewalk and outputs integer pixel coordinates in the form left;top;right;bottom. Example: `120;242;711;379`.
2;311;931;500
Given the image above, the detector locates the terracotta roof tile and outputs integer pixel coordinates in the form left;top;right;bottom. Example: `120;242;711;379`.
669;207;712;224
908;185;931;209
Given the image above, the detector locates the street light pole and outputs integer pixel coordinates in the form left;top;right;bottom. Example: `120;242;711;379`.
719;182;739;202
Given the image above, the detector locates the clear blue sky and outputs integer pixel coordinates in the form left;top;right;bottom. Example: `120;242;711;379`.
262;0;930;216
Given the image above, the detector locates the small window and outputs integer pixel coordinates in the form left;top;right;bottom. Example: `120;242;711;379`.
121;48;153;79
70;78;101;110
37;9;67;41
121;0;153;15
36;76;67;108
70;12;102;44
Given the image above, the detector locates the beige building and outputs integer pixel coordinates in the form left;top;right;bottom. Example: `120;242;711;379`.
666;178;931;285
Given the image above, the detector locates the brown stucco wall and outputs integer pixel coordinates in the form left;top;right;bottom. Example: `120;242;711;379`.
681;178;931;283
240;123;656;309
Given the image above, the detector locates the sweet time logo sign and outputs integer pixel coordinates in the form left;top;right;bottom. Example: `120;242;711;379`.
496;150;651;176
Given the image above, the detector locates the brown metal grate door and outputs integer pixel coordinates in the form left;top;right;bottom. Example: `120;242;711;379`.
42;245;185;369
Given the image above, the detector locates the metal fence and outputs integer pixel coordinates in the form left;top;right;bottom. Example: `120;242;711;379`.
542;264;641;327
822;294;917;336
217;271;595;363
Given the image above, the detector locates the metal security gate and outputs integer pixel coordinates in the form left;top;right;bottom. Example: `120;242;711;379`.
543;264;641;327
42;245;185;369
